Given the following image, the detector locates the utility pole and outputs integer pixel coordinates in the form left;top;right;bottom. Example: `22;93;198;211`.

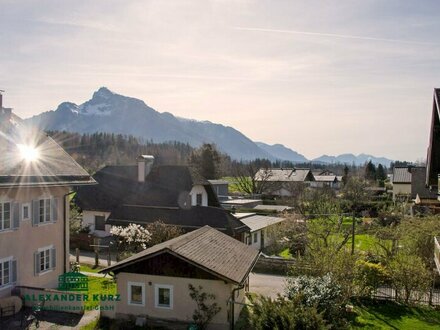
351;212;356;255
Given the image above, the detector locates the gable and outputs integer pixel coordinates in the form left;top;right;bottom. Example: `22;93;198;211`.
427;89;440;187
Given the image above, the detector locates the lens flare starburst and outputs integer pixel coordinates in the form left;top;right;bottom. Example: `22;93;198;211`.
17;144;39;162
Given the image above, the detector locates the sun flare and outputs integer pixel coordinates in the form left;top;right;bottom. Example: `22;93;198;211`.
17;144;39;162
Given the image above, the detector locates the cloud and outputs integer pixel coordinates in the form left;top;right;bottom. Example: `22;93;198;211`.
233;26;439;46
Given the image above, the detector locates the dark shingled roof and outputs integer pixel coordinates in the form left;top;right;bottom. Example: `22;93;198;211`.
0;115;94;187
74;164;247;235
100;226;260;284
410;167;437;199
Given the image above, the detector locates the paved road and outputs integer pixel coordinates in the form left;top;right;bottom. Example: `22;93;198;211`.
249;273;287;298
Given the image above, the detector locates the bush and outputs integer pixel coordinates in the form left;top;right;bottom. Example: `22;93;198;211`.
354;260;390;297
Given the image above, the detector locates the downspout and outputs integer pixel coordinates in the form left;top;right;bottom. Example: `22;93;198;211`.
63;191;76;273
230;283;245;330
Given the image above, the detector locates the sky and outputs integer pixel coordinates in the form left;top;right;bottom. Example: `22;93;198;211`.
1;0;440;162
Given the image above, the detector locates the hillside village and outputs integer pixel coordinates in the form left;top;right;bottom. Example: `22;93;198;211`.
1;89;440;329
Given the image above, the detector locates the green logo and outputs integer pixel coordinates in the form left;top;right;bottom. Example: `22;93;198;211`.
58;272;89;292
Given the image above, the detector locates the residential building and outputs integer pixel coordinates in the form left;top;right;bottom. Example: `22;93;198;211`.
426;88;440;195
392;167;412;201
235;214;286;250
75;157;249;241
392;166;437;202
0;100;94;298
254;168;315;197
99;226;259;329
310;175;342;189
207;180;229;201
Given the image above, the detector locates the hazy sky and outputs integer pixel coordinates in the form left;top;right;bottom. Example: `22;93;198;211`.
1;0;440;161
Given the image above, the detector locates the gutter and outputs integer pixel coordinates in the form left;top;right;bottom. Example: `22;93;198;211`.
63;190;76;273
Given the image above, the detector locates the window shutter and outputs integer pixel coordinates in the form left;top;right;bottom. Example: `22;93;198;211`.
51;248;56;269
51;198;58;223
13;203;20;229
34;252;40;275
32;200;39;226
11;260;17;283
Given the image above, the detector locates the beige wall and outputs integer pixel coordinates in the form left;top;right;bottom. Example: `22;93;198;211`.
82;210;111;237
111;272;246;329
0;186;69;298
393;183;411;199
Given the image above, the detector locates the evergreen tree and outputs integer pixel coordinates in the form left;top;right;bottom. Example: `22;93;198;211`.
189;144;220;179
376;164;387;187
364;161;377;182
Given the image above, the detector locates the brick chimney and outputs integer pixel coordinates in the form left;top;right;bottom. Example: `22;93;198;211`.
137;155;155;182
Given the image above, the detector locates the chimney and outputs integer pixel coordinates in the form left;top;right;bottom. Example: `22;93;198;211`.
137;155;155;182
0;91;3;109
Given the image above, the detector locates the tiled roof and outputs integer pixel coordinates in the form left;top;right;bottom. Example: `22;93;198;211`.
253;205;293;212
107;205;249;236
0;115;94;187
410;167;437;199
239;215;285;232
100;226;259;284
314;175;337;182
392;167;412;183
255;168;313;182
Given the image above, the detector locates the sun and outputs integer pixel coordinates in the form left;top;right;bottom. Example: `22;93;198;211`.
17;144;39;162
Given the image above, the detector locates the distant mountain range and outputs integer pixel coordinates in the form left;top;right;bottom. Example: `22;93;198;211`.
25;87;394;166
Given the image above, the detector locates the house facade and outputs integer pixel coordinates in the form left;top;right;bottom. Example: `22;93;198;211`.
0;104;94;298
99;226;259;329
254;168;315;197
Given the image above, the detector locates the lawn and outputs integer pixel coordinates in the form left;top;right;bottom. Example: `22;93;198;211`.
350;300;440;329
80;263;103;273
83;275;117;309
278;248;293;259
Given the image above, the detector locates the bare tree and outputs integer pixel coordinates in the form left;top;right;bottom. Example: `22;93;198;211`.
233;162;275;195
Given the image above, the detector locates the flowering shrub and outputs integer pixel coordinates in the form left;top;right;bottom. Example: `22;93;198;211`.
110;223;151;254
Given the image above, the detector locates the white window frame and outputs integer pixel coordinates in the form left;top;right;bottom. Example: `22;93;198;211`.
127;281;145;306
154;284;173;309
22;203;31;221
0;256;13;290
0;200;12;231
38;198;51;224
38;245;53;275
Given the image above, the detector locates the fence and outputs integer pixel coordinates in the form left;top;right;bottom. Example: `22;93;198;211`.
371;285;440;306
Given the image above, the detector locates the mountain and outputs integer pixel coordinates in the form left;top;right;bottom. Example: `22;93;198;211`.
255;142;308;163
312;153;393;167
25;87;274;161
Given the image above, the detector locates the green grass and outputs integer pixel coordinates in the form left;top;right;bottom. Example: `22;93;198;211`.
80;264;103;273
350;300;440;329
222;176;250;194
83;275;116;309
80;317;99;330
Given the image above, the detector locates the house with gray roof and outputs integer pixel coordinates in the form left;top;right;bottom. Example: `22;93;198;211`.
254;168;315;197
392;166;437;202
99;226;259;329
75;157;249;241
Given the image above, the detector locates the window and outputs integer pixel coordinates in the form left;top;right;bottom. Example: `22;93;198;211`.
155;284;173;309
39;198;51;223
22;203;30;221
196;193;203;206
35;246;55;275
128;282;145;306
0;257;16;288
95;215;105;231
0;201;11;231
253;232;258;243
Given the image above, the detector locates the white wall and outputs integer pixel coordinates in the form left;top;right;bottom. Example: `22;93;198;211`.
82;210;111;237
189;185;208;206
247;230;262;250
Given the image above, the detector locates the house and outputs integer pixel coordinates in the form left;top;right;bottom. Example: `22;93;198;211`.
392;166;437;202
392;167;412;201
99;226;259;329
0;98;94;299
220;198;262;209
426;88;440;194
252;204;293;213
75;157;249;241
235;214;286;250
208;180;229;201
254;168;315;197
310;175;342;189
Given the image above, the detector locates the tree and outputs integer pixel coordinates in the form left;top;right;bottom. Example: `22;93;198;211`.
389;253;432;303
376;164;387;187
110;223;151;257
342;165;349;185
145;221;183;247
341;177;371;212
188;284;221;330
189;144;220;179
364;161;376;182
233;160;273;195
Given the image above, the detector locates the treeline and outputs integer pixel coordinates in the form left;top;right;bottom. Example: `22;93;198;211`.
47;131;381;178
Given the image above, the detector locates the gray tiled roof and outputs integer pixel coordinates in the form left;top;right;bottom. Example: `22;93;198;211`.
0;116;94;187
255;168;313;182
100;226;259;284
392;167;412;184
253;205;292;212
314;175;337;182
